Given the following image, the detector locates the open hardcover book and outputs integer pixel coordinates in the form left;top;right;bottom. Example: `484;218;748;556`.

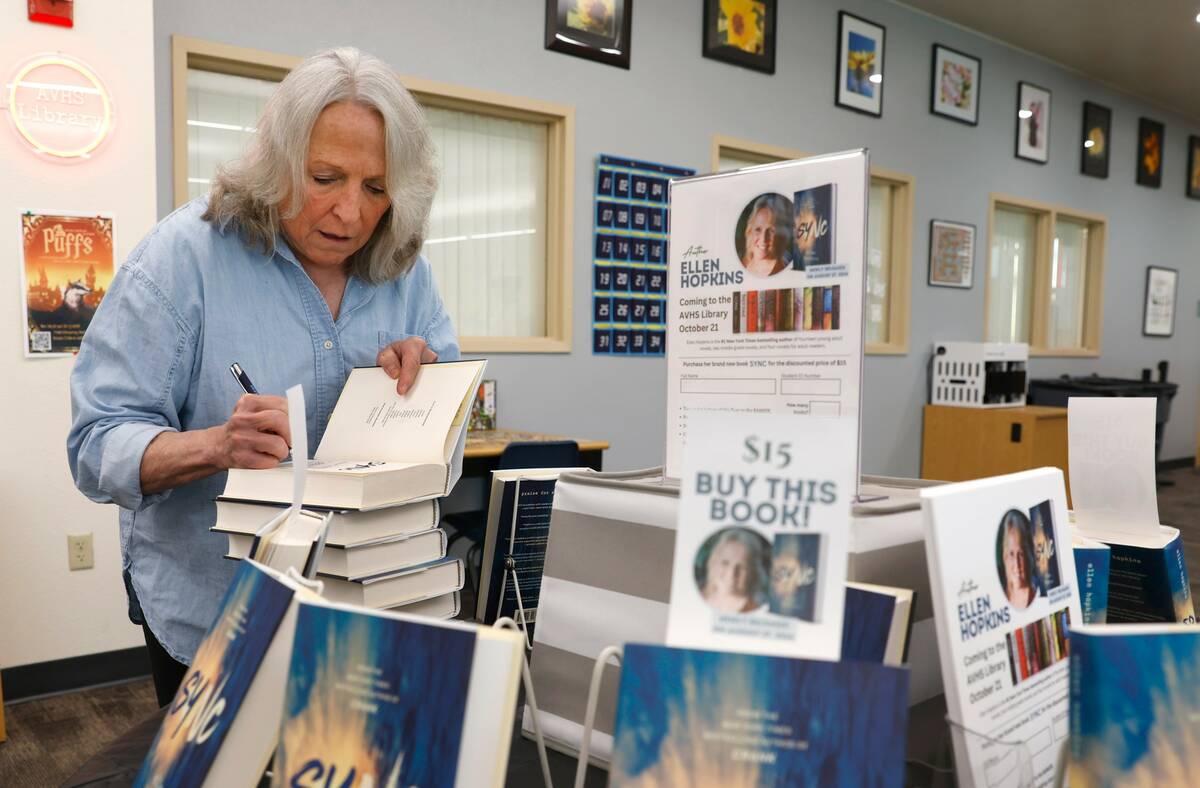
223;361;487;510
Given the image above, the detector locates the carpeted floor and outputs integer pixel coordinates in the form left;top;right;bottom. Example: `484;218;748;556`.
0;677;157;787
2;464;1200;786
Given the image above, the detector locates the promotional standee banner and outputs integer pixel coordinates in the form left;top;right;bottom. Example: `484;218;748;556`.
664;151;868;480
921;468;1083;788
666;413;856;660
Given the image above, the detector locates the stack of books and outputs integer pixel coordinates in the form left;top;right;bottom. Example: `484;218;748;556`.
213;361;487;621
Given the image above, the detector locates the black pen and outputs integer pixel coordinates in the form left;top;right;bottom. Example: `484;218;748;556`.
230;362;259;395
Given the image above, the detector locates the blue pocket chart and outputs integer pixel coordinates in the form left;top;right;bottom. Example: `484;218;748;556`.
592;154;695;356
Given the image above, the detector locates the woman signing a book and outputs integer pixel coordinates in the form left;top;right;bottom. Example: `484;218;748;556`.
67;48;459;706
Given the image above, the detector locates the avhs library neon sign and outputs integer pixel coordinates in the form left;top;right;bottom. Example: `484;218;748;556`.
6;53;114;160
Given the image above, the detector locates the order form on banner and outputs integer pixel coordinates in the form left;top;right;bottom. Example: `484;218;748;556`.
664;150;869;482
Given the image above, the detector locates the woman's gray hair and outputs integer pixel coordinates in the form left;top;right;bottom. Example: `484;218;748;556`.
202;47;438;282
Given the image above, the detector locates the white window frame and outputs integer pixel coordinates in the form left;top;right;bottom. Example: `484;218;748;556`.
985;193;1106;357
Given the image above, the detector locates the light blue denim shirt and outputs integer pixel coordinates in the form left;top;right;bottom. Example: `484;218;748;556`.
67;198;460;663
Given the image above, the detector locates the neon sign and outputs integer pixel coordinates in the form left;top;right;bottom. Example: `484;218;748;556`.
6;54;114;160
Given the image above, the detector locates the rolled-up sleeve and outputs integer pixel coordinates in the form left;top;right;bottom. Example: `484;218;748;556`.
67;251;197;512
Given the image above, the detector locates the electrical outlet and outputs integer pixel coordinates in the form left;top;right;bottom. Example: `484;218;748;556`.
67;533;94;571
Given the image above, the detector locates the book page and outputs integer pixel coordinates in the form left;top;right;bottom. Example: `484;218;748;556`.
1068;397;1160;538
666;412;855;660
665;152;868;482
315;361;486;465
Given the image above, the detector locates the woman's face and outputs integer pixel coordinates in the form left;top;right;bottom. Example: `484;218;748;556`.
706;538;751;597
1004;527;1028;587
743;206;777;264
280;101;391;272
1032;524;1052;578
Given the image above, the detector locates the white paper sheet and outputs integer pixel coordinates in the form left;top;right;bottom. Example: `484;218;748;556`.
1068;397;1160;537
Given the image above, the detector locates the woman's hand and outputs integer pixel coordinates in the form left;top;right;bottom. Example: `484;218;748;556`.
139;394;291;495
214;394;291;469
377;336;438;395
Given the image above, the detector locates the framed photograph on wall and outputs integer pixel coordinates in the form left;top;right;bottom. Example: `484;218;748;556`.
1080;101;1111;178
835;12;885;117
928;220;975;288
1143;266;1178;337
544;0;632;69
1137;117;1165;188
703;0;777;74
1015;81;1050;163
930;44;980;125
1187;136;1200;199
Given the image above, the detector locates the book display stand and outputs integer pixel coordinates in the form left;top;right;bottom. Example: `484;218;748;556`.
575;645;624;788
494;617;554;788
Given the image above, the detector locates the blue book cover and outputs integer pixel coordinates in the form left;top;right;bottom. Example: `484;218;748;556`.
1072;535;1110;625
1104;533;1196;624
610;643;909;787
841;585;897;663
481;477;557;625
1070;625;1200;784
135;561;296;787
768;533;821;621
273;603;476;788
791;184;835;269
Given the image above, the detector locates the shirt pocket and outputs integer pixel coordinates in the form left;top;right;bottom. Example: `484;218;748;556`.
377;330;417;349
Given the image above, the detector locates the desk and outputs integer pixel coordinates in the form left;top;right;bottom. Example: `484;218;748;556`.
464;429;610;477
922;404;1071;503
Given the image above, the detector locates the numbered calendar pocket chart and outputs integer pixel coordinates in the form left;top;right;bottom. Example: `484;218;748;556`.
593;154;695;355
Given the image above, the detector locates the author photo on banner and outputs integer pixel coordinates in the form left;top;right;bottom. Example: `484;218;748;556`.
735;193;793;278
694;527;770;614
996;509;1038;610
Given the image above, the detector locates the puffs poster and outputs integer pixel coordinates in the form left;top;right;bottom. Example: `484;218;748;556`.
20;211;114;356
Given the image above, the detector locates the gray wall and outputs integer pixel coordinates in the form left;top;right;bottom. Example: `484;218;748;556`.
154;0;1200;477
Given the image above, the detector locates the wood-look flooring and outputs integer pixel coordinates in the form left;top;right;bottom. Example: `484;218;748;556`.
2;465;1200;786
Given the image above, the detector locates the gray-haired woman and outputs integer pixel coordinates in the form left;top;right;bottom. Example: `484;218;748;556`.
67;47;458;705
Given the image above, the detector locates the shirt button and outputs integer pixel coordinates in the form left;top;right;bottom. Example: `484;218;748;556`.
323;340;334;350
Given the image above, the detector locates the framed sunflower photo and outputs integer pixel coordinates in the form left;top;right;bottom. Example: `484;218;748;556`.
836;11;886;117
544;0;632;69
703;0;777;74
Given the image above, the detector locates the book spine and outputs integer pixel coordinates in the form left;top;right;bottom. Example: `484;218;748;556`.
1069;632;1086;767
732;290;740;334
741;292;748;333
1015;628;1028;680
758;289;765;332
803;288;813;331
1006;635;1018;686
1166;535;1197;624
812;286;824;329
747;291;758;333
823;287;833;331
764;288;776;332
831;285;840;330
793;288;803;333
